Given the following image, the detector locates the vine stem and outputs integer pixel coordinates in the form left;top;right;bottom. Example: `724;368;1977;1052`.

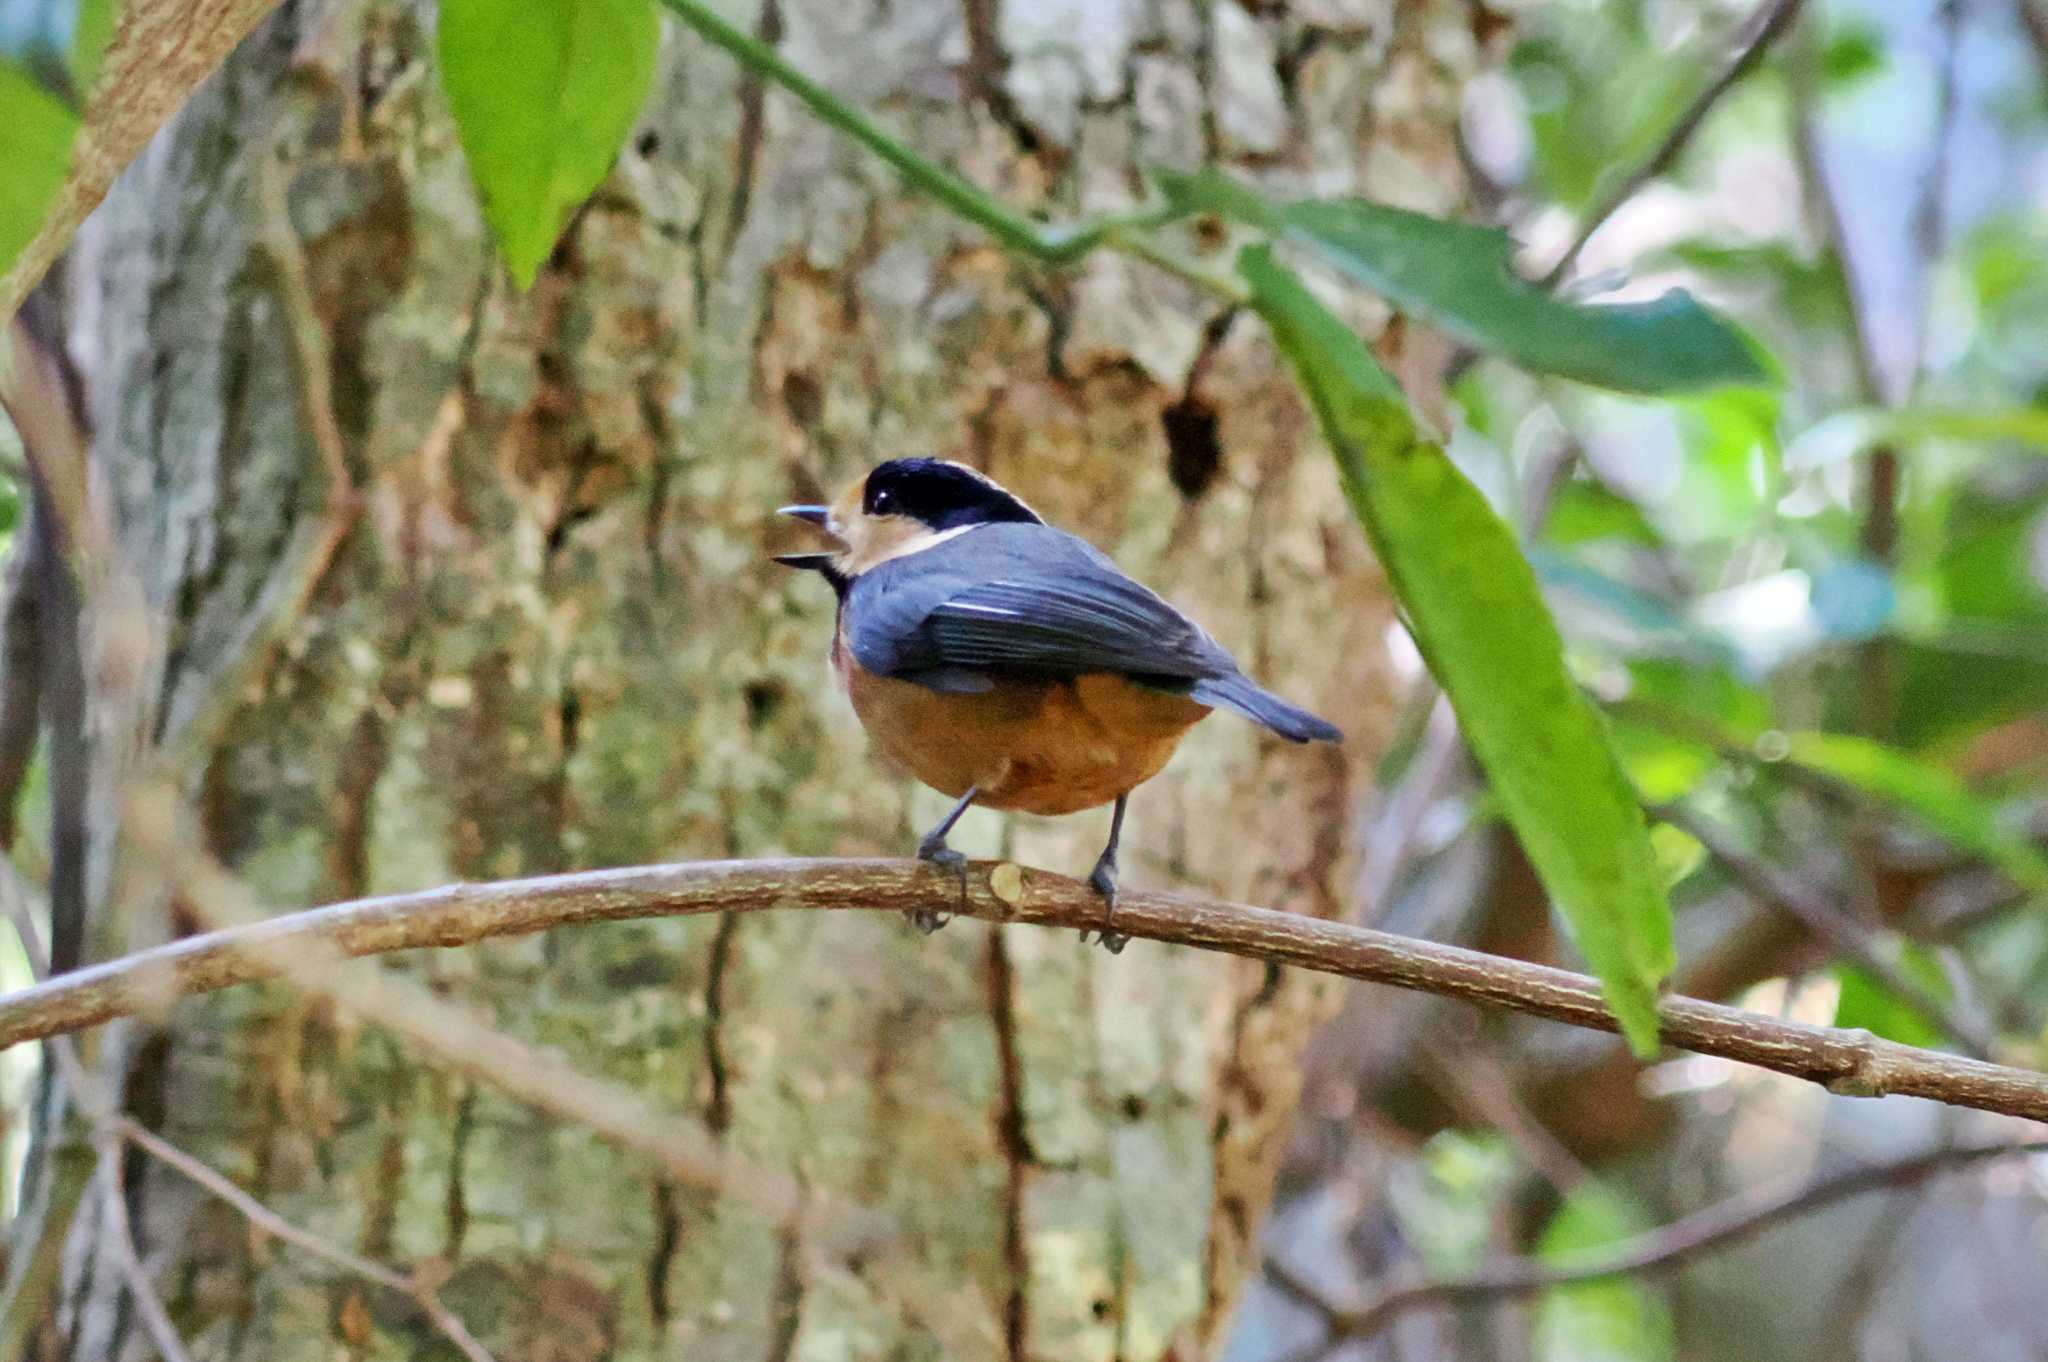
657;0;1119;261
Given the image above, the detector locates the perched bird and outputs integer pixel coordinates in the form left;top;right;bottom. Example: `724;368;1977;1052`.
777;458;1341;946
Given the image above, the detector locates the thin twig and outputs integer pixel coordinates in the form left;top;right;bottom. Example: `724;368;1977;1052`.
1544;0;1807;285
1;851;2045;1122
1272;1139;2048;1345
116;1118;497;1362
93;1137;196;1362
1663;803;1999;1057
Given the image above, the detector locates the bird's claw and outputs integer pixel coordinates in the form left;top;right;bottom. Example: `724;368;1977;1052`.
914;843;969;934
1086;860;1128;954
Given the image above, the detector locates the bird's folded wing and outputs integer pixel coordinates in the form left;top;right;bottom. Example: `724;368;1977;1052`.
846;529;1228;686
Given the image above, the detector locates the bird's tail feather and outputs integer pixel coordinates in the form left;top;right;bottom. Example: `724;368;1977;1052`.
1188;675;1342;744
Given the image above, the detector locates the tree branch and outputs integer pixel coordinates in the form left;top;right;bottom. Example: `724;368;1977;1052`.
1;0;287;316
1;856;2044;1122
1268;1138;2048;1345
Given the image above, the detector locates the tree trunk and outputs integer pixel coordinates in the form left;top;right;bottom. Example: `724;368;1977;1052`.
23;0;1489;1355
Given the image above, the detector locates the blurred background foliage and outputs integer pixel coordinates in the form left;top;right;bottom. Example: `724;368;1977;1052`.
1235;0;2048;1358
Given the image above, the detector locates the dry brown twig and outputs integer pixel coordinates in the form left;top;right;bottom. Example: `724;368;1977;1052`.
1265;1137;2048;1349
3;850;2046;1123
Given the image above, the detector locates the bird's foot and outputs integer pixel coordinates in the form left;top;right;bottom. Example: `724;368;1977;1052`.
1086;857;1128;955
913;841;968;934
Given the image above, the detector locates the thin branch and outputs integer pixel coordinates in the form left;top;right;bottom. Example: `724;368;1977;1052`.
92;1136;197;1362
1274;1139;2048;1345
1;0;286;315
1544;0;1807;285
116;1118;496;1362
1;854;2045;1122
1663;803;1999;1057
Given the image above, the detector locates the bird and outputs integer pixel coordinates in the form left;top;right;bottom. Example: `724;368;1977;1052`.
775;458;1341;948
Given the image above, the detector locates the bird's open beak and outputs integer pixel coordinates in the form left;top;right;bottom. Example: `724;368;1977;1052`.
774;505;837;571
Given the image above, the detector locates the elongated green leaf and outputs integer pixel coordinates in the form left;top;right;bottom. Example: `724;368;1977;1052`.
1158;168;1770;395
439;0;659;287
0;62;79;281
1784;732;2048;893
1242;244;1674;1053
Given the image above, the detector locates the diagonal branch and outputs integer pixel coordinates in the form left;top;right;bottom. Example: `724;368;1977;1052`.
117;1118;498;1362
1663;802;1999;1057
1;0;287;316
1544;0;1807;285
1267;1138;2048;1345
0;855;2044;1122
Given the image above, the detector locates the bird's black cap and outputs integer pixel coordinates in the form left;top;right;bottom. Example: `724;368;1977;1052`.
862;459;1043;532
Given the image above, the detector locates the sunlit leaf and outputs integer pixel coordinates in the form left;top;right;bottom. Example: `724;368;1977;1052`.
1242;244;1674;1054
1537;1187;1675;1362
1158;167;1772;395
1783;732;2048;894
0;61;79;280
438;0;660;287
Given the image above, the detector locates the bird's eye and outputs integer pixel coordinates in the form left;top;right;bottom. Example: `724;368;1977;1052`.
870;488;895;514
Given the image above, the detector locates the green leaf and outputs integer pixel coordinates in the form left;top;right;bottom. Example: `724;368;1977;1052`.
1897;494;2048;750
1546;480;1661;547
1536;1187;1675;1362
1833;948;1950;1049
1157;167;1772;395
1241;244;1674;1054
438;0;659;287
0;61;80;281
1783;732;2048;894
1820;19;1887;88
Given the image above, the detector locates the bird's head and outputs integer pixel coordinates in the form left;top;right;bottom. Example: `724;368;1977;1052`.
775;458;1042;582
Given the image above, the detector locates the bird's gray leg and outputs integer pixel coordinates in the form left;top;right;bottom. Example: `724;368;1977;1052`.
1087;793;1130;954
912;784;979;934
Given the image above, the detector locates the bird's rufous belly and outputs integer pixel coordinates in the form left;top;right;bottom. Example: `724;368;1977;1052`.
836;645;1208;817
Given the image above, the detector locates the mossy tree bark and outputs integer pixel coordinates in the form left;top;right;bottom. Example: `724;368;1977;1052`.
20;0;1494;1356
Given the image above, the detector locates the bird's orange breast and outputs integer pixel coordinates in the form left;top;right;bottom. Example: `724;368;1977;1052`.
833;627;1208;816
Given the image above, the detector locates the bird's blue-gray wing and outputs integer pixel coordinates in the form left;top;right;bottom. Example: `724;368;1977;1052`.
844;524;1228;687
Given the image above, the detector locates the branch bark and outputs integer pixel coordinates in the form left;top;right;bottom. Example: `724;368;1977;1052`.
3;856;2045;1122
0;0;286;316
